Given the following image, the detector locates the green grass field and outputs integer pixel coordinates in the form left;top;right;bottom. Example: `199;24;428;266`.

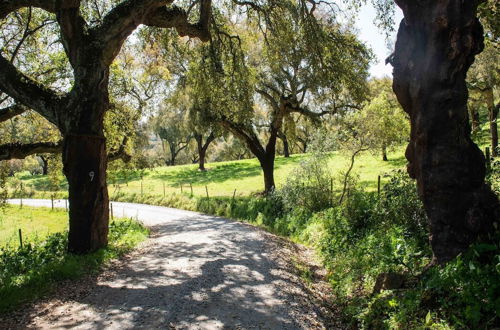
12;149;407;199
0;206;68;248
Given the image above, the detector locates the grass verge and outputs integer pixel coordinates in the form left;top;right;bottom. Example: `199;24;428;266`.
0;206;148;314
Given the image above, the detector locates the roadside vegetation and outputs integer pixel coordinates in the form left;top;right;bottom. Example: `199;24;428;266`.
0;206;148;313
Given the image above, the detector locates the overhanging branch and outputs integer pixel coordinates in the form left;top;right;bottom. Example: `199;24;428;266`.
0;104;28;122
0;142;62;161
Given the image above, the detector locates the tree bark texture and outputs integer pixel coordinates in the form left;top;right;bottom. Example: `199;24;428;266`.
392;0;499;263
63;134;109;254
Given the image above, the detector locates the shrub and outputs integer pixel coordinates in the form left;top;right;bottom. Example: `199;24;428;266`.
280;152;334;213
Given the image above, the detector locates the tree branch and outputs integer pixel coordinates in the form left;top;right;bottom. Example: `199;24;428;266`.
97;0;211;65
55;0;87;67
108;137;132;163
0;0;56;20
0;54;61;125
0;141;62;161
0;104;28;122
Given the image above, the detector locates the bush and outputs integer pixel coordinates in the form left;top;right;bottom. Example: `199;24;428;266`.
280;152;334;212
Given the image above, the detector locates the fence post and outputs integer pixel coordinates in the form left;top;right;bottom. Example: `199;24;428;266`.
232;189;237;202
205;185;209;199
163;182;166;197
65;199;68;212
330;178;334;206
51;195;54;210
18;229;23;248
190;183;193;197
20;182;23;209
110;203;114;220
377;175;381;198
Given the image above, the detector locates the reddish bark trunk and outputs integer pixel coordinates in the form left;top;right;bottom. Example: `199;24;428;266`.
392;0;499;263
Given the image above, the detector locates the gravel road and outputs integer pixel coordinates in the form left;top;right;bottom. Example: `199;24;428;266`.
3;199;340;330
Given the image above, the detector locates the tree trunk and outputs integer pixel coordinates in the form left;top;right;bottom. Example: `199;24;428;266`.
40;155;48;175
260;155;275;194
392;0;499;263
62;64;111;254
199;148;207;171
470;106;480;132
382;145;388;161
63;134;109;254
485;89;498;157
282;135;290;158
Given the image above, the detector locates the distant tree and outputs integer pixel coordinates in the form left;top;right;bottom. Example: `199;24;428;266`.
189;1;370;193
154;107;192;167
361;79;409;161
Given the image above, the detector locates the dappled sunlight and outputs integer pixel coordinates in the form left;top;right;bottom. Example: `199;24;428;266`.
12;200;322;328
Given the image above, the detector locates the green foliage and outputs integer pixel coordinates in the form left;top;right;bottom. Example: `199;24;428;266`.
0;217;148;313
280;152;334;212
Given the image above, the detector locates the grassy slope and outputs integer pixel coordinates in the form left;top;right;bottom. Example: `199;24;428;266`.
15;149;407;198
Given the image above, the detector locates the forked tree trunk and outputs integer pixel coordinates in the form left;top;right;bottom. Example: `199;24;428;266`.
392;0;499;263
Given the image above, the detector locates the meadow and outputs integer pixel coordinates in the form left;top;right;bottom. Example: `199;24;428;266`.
11;149;407;199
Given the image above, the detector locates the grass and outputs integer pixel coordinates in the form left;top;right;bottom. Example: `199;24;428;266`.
0;206;68;248
10;149;407;199
0;206;149;313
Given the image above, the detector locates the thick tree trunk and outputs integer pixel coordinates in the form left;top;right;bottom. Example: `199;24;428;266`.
485;89;498;157
63;134;109;254
259;155;276;194
392;0;499;263
62;64;111;254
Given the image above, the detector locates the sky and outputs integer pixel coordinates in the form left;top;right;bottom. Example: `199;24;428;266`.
351;4;404;78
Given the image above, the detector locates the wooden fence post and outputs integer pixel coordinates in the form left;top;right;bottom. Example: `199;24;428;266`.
51;195;54;210
377;175;381;197
190;183;193;197
205;185;209;199
110;203;114;220
18;229;23;248
163;182;166;197
65;199;68;212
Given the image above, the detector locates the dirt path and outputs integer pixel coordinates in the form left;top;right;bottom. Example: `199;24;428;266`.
3;200;341;329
